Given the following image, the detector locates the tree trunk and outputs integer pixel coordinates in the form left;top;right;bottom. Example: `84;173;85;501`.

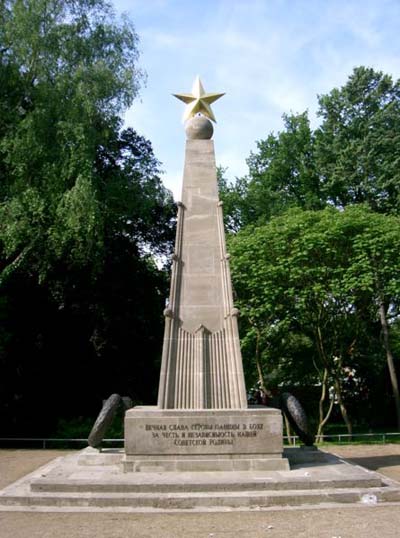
284;413;294;445
316;399;334;443
317;367;328;434
379;300;400;430
334;376;353;437
254;327;272;398
314;326;336;441
316;367;334;442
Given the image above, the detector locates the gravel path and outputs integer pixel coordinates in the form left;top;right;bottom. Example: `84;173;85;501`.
0;445;400;538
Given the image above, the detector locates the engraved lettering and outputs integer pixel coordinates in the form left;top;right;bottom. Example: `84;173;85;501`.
143;420;267;449
208;439;234;445
145;424;166;431
174;439;207;446
161;432;179;439
169;424;189;431
249;423;263;430
237;431;257;437
214;423;240;430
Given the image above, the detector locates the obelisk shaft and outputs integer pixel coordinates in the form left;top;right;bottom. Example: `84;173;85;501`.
157;138;247;410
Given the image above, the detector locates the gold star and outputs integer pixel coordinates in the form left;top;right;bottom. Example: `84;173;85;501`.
173;76;225;123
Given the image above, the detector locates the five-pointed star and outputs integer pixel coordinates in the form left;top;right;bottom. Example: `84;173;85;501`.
173;76;225;123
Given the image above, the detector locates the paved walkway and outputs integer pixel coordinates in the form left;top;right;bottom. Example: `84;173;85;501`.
0;445;400;537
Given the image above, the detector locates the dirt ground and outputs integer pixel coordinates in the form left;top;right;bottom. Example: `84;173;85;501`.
328;443;400;483
0;445;400;538
0;449;70;490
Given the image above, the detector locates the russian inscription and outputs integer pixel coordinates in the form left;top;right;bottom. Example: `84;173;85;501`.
125;409;284;457
144;421;263;447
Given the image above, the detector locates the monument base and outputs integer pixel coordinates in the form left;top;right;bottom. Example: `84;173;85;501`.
123;406;289;472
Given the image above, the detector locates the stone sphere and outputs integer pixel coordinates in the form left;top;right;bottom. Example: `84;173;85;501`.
185;115;213;139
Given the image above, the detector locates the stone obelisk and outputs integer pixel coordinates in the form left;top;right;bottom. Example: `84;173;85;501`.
157;134;247;410
124;77;287;472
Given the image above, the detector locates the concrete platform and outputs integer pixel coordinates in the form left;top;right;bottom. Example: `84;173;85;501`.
1;447;400;512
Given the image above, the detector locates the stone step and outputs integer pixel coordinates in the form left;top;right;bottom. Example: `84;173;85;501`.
30;474;383;493
2;486;400;510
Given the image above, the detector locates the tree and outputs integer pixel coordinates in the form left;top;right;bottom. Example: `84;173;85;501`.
0;1;176;435
229;206;400;434
0;0;144;282
246;112;322;217
219;67;400;232
218;66;400;432
96;128;175;259
217;167;249;233
316;66;400;214
218;112;322;230
342;208;400;428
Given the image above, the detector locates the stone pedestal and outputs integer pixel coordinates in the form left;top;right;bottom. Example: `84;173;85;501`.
123;406;288;472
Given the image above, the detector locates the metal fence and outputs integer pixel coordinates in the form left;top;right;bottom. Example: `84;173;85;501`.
284;432;400;446
1;432;400;449
0;438;123;449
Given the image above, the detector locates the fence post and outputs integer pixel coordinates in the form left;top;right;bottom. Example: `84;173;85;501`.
43;439;46;449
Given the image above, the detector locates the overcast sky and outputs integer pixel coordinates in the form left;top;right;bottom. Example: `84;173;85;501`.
113;0;400;200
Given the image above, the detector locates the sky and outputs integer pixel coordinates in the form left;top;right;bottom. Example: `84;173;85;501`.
112;0;400;200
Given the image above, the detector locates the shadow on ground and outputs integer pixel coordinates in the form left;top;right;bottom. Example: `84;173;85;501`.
342;454;400;470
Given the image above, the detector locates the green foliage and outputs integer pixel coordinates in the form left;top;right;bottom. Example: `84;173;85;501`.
316;67;400;213
220;67;400;231
219;66;400;431
0;0;144;282
54;417;95;439
246;113;322;218
219;112;322;230
229;206;400;429
217;166;254;232
54;410;124;440
0;1;176;436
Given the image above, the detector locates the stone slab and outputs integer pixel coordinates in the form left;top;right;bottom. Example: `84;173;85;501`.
122;456;288;473
1;448;400;512
124;406;287;471
77;448;123;466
